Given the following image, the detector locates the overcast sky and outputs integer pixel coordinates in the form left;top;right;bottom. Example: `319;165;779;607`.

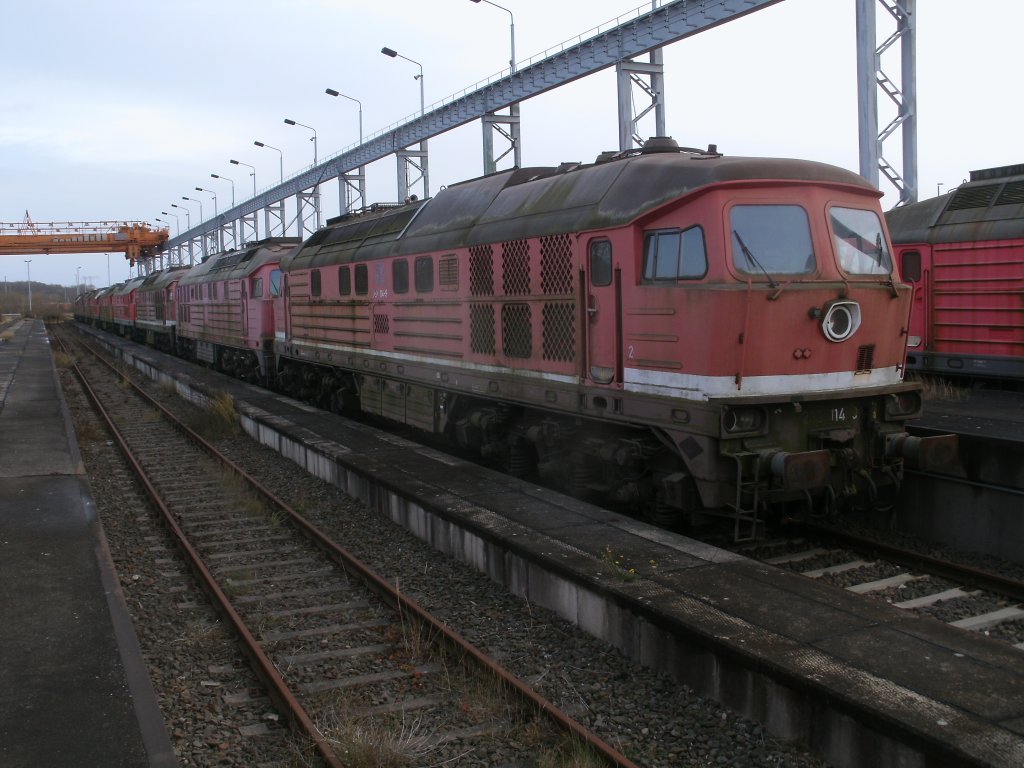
2;0;1021;288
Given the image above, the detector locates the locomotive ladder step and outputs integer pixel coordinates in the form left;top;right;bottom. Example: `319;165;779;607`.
727;451;762;543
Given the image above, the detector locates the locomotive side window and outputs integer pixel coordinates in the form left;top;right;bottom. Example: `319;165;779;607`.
393;259;410;294
355;264;369;296
269;269;282;297
251;277;263;298
829;207;892;275
642;227;707;281
730;205;814;275
415;256;434;293
339;266;351;296
590;240;612;286
901;250;922;282
311;269;322;298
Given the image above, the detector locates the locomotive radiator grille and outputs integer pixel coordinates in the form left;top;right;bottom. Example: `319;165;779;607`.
502;303;532;359
469;245;494;296
470;304;496;354
542;302;576;362
502;239;531;295
540;234;574;295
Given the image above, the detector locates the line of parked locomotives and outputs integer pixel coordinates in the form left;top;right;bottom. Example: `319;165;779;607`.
76;139;957;531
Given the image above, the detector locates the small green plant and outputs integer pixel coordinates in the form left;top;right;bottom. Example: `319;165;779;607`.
601;545;639;581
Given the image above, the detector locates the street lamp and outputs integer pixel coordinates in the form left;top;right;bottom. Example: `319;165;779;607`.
181;195;203;222
76;265;81;297
161;210;180;236
195;186;218;217
170;203;191;230
284;119;318;165
210;173;236;207
254;141;284;183
24;259;32;314
325;89;363;145
229;159;257;196
469;0;516;71
381;47;425;116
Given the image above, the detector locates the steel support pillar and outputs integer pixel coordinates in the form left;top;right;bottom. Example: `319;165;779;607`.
616;49;666;151
238;212;258;245
295;188;322;238
264;201;286;238
218;221;237;252
397;142;429;201
203;230;219;257
857;0;917;205
338;170;366;215
482;104;521;174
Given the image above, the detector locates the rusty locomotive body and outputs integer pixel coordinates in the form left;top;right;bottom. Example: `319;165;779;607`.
77;141;955;534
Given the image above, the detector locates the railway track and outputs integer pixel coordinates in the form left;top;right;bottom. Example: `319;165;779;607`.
57;329;640;768
742;522;1024;650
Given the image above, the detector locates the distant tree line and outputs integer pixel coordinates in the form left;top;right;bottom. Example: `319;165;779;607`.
0;280;95;319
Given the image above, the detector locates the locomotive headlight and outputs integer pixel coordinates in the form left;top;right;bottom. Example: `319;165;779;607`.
885;390;922;419
722;406;766;435
821;300;861;342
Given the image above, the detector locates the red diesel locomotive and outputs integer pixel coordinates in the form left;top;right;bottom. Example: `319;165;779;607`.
77;140;956;536
885;162;1024;382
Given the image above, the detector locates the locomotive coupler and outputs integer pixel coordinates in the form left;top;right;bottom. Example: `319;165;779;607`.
761;449;832;490
885;433;959;472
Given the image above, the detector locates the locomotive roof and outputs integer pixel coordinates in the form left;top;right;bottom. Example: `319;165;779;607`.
177;238;300;285
886;164;1024;244
108;276;146;297
284;150;875;270
137;266;189;292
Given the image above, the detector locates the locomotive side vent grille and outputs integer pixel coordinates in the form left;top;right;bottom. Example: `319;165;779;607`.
540;234;574;295
502;239;531;296
502;303;532;359
855;344;875;373
469;303;496;354
996;181;1024;206
469;245;494;296
439;256;459;291
373;313;390;335
947;184;999;211
542;301;576;362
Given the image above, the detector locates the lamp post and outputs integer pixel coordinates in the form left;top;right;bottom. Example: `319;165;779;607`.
161;210;180;236
469;0;516;71
325;89;363;145
171;203;191;230
284;119;318;165
381;47;424;116
229;160;257;196
254;141;284;183
325;88;367;214
381;46;428;198
24;259;32;314
210;173;236;207
195;187;218;217
76;265;81;297
181;195;203;222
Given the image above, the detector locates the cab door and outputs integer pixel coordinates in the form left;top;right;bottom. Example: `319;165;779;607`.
585;238;620;385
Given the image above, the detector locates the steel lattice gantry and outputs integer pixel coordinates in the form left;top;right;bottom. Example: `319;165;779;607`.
160;0;782;266
857;0;917;206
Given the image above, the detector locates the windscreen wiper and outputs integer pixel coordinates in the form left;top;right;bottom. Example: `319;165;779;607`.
732;229;778;289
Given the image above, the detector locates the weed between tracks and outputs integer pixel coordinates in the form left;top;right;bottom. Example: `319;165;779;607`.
188;392;241;440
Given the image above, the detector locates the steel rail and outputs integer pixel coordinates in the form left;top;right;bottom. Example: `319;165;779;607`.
57;334;346;768
797;520;1024;604
65;331;641;768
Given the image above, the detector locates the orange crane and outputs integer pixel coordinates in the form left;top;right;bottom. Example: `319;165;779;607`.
0;212;168;265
